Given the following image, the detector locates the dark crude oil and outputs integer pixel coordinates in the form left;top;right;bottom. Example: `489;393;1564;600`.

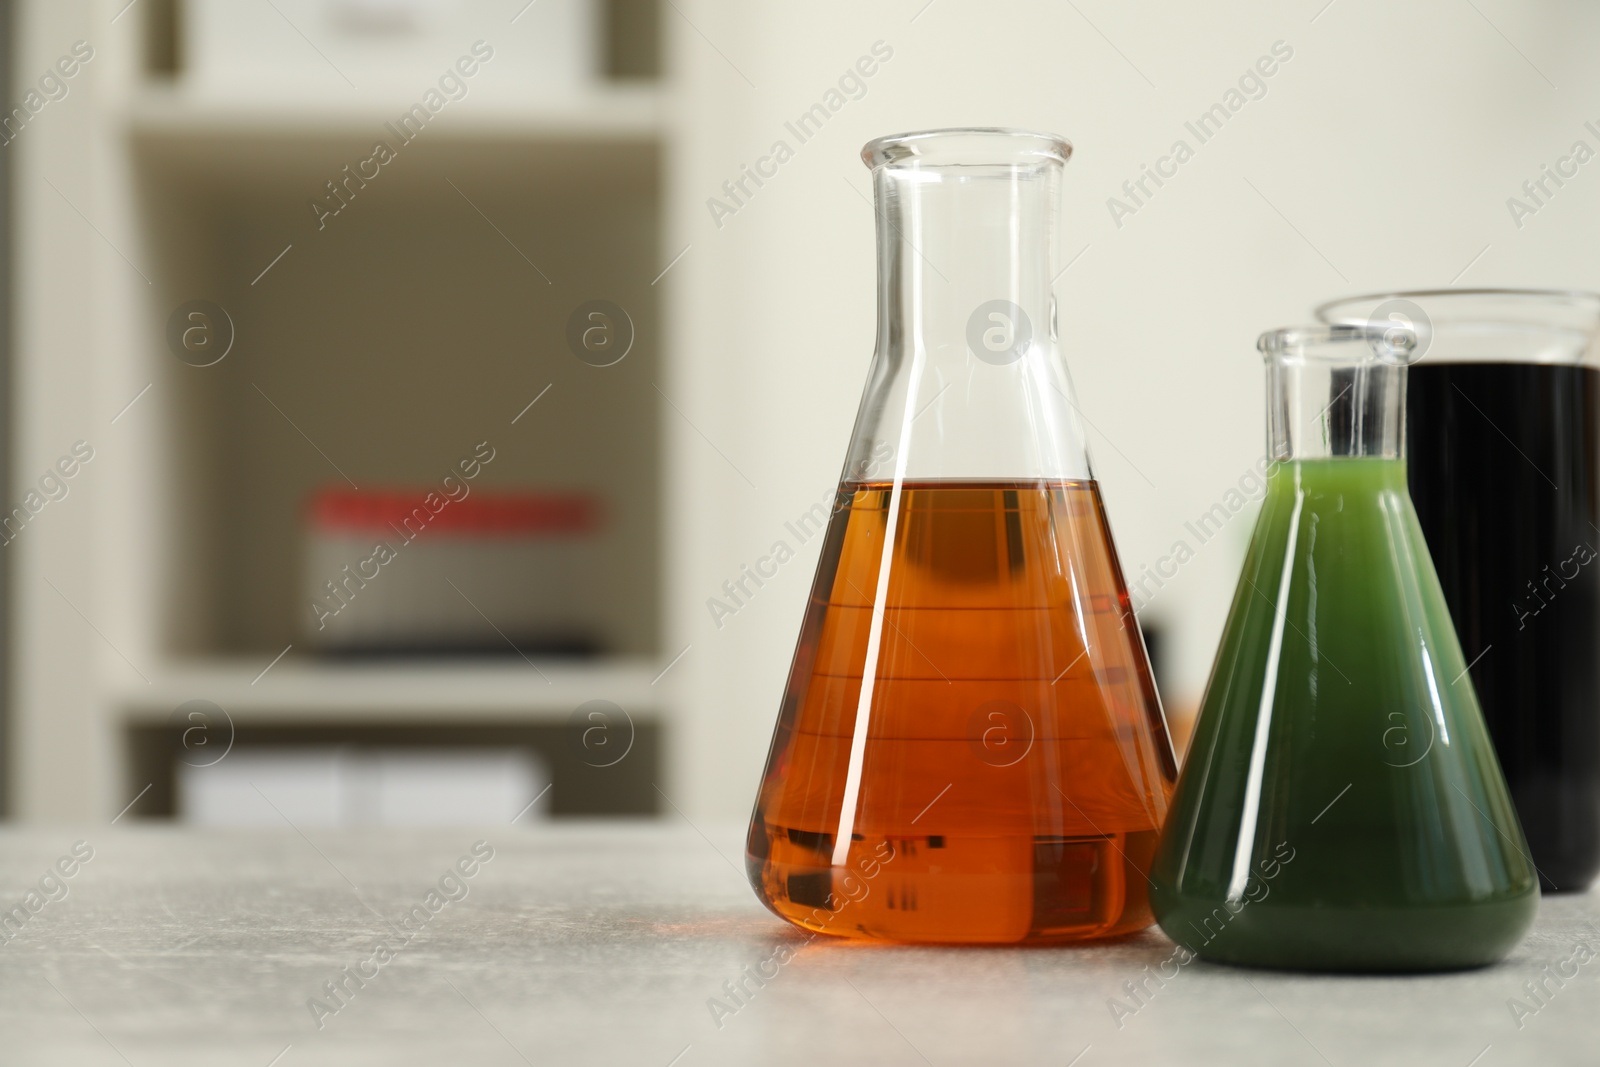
1407;362;1600;891
746;480;1177;944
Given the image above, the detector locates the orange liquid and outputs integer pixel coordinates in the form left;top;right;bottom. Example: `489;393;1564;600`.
746;481;1177;943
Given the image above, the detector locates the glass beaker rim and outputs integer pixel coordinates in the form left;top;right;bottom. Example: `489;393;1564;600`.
1258;323;1406;364
862;127;1073;170
1314;288;1600;366
1317;287;1600;319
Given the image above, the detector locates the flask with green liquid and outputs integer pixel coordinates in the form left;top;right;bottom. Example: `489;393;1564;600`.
1148;324;1538;971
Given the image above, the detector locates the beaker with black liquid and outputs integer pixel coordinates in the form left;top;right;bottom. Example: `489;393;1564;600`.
1319;290;1600;893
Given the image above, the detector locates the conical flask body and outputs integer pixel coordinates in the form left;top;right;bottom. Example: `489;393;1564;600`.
1149;330;1539;971
745;130;1177;944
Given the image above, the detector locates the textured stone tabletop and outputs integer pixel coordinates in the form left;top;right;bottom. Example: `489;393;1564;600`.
0;823;1595;1066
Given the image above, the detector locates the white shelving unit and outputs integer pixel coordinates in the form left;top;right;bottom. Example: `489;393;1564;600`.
121;83;665;141
115;658;662;724
10;0;684;820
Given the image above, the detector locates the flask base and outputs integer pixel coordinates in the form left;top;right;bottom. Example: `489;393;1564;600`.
1151;891;1539;973
747;825;1160;945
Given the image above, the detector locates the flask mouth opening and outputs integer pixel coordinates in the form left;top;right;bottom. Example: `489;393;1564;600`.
1314;288;1600;366
1258;324;1409;366
863;127;1073;170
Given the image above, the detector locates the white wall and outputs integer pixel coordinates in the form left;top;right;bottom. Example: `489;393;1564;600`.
667;0;1600;816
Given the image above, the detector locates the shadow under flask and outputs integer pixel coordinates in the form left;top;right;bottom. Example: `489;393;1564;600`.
1148;325;1539;971
744;128;1178;945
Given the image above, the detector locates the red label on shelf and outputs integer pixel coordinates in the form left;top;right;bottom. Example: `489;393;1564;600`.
308;488;601;537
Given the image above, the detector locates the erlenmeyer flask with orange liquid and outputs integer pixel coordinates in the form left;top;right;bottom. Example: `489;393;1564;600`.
744;129;1178;944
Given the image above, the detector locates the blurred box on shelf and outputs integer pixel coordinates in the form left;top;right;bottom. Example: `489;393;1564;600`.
178;746;549;825
304;486;606;655
181;0;599;100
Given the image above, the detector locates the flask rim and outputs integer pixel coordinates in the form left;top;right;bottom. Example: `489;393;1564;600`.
1258;324;1404;364
862;127;1073;170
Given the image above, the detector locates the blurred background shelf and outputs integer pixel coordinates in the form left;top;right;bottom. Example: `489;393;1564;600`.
112;655;667;821
115;656;665;722
131;125;664;661
8;0;676;822
121;83;665;145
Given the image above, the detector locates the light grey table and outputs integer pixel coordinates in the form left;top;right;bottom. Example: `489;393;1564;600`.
0;823;1595;1066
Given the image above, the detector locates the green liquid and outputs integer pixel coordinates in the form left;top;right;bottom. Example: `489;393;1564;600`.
1150;458;1538;971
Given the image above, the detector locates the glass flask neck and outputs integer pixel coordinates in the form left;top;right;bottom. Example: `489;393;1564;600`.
1259;325;1405;462
873;160;1058;368
846;129;1087;484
